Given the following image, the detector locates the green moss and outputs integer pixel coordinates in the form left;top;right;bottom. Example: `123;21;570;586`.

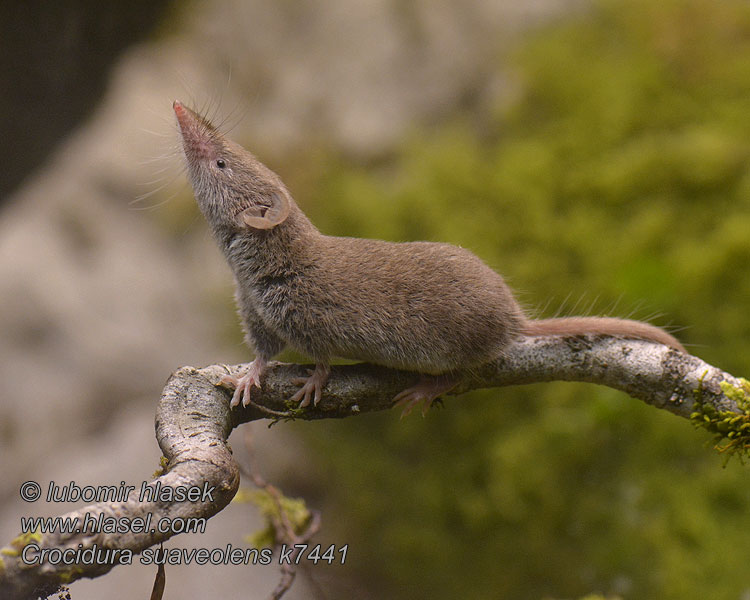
281;402;307;417
2;530;43;557
152;455;170;478
720;378;750;407
691;378;750;462
233;487;312;549
58;566;84;584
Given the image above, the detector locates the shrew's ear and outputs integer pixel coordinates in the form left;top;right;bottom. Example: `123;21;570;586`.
240;191;291;230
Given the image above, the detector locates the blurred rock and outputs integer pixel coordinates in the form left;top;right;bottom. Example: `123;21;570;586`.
181;0;585;158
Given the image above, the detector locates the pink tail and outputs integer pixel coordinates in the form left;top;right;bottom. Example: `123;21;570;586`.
523;317;685;352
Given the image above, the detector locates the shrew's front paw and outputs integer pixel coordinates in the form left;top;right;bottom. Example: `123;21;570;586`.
219;358;267;408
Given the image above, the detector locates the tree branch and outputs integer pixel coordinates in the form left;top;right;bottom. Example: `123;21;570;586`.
1;335;745;598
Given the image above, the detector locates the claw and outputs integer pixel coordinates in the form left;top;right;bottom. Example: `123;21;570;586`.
393;375;457;418
290;363;330;408
218;357;267;408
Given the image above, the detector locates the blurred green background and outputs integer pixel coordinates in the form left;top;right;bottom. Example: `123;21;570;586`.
272;0;750;598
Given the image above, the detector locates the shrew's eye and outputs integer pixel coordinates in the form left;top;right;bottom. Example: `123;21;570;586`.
216;159;226;169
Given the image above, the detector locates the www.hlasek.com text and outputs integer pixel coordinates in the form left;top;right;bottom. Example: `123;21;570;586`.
20;511;206;536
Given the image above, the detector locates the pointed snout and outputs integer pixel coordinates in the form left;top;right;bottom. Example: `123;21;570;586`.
173;99;190;130
172;100;219;162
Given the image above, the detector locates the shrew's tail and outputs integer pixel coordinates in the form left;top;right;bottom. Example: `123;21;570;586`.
523;317;685;353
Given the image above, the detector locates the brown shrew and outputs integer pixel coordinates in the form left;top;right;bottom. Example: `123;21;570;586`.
173;100;684;416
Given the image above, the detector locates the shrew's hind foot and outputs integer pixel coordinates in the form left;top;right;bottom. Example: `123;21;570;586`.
393;375;458;418
290;363;331;408
220;357;268;408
